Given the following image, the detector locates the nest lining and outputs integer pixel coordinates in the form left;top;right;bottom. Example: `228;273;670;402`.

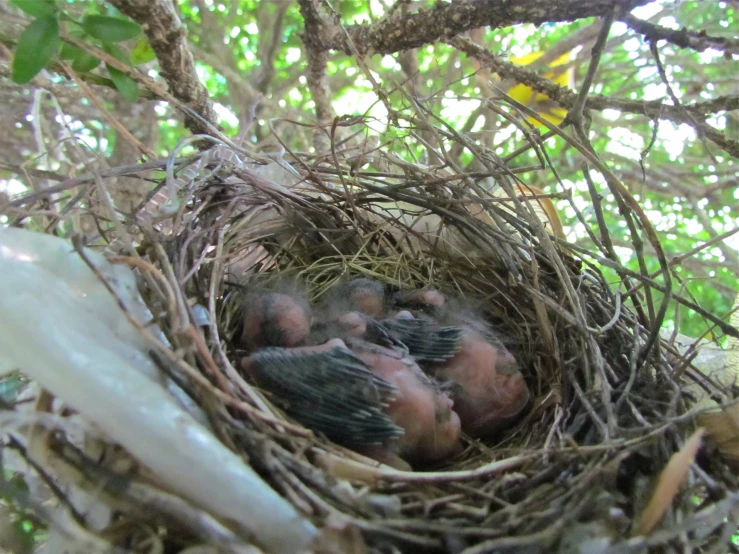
5;115;739;554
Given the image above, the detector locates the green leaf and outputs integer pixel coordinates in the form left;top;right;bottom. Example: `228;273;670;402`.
11;0;56;19
130;36;155;65
72;51;100;72
59;42;79;60
103;41;138;100
81;15;141;43
103;41;131;65
106;64;139;102
12;15;60;84
60;43;100;72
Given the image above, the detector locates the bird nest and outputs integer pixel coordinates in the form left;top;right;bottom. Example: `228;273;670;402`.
2;110;738;554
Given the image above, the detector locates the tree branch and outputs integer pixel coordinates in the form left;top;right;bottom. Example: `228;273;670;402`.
450;37;739;158
621;13;739;56
298;0;336;152
313;0;650;55
255;0;290;94
106;0;218;136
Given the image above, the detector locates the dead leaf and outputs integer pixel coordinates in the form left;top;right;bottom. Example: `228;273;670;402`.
634;428;705;536
697;401;739;469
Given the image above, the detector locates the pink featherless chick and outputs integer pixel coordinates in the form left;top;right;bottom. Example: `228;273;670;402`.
321;277;392;319
317;278;464;363
393;288;531;438
240;285;313;351
241;336;462;470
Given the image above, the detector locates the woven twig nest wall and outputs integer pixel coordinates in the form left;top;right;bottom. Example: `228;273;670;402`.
2;113;738;554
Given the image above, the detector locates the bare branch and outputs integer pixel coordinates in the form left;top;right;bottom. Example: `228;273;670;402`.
106;0;218;136
298;0;336;152
568;9;615;125
306;50;334;122
255;0;291;94
648;39;718;164
621;14;739;56
0;162;67;182
450;37;739;158
314;0;650;55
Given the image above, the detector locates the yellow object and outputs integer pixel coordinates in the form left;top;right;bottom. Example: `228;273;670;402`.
507;51;573;128
488;184;565;240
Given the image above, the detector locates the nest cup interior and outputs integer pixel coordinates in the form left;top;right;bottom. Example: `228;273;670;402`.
151;144;734;551
212;175;609;462
223;256;539;457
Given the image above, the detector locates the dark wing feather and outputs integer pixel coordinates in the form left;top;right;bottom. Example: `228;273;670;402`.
381;318;463;362
308;316;405;352
245;346;403;445
360;318;409;352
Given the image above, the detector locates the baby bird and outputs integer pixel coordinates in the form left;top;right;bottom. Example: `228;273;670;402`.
344;339;462;466
309;310;406;352
310;310;463;363
242;339;402;444
241;338;462;468
433;326;530;437
394;289;531;437
318;278;463;363
241;290;312;351
380;310;464;363
392;288;447;317
323;277;392;318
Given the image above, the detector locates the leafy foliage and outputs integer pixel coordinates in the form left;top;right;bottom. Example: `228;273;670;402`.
60;42;100;71
11;15;60;83
9;0;146;101
130;35;155;65
80;14;141;42
102;41;138;101
10;0;57;19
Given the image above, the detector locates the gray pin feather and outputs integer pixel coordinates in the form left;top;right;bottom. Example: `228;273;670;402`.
245;345;404;445
380;318;463;362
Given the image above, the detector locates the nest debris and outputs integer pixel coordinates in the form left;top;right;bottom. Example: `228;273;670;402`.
2;107;738;554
